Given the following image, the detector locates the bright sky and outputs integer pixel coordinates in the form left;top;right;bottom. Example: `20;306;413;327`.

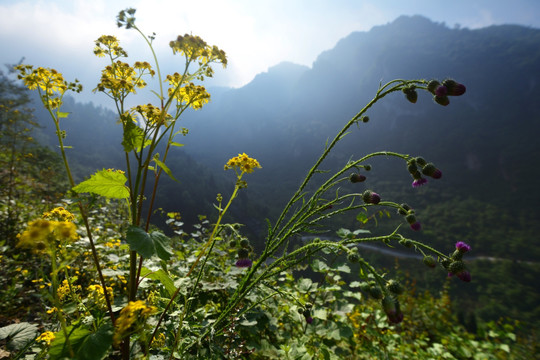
1;0;539;103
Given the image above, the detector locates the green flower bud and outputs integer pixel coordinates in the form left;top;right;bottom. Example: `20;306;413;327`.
399;239;413;248
363;164;372;171
229;240;238;248
369;286;384;300
239;238;250;248
407;161;418;175
427;80;441;94
350;173;367;183
386;280;404;295
362;116;370;123
434;95;450;106
237;248;249;259
423;255;437;268
347;252;360;263
449;261;465;274
415;157;427;166
441;258;452;270
405;214;417;225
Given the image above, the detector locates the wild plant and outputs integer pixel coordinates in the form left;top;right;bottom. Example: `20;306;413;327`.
10;8;472;359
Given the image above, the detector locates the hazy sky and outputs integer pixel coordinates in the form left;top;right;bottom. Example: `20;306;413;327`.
1;0;539;103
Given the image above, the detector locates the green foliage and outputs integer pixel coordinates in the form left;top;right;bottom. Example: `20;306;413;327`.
72;169;129;200
3;9;538;360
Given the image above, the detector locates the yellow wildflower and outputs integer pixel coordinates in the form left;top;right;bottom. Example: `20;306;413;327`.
36;331;56;345
87;284;114;310
166;74;210;110
113;300;156;345
224;153;262;174
43;207;76;222
133;103;172;126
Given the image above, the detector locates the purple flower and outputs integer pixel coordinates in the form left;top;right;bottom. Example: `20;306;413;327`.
235;258;253;268
443;79;467;96
382;297;404;324
350;173;367;183
421;163;442;179
435;85;448;97
412;178;428;187
362;190;381;204
305;316;313;324
410;222;421;231
456;270;472;282
455;241;471;253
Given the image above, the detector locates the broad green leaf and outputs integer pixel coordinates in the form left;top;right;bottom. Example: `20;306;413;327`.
72;169;129;199
335;263;351;273
48;323;112;360
126;226;173;260
153;154;178;182
141;267;176;297
57;111;69;118
0;322;38;350
313;309;327;320
122;120;151;153
150;231;174;260
126;226;154;258
77;323;113;360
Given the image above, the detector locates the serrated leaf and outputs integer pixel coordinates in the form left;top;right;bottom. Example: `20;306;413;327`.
0;322;38;350
153;155;178;182
72;169;129;199
122;120;151;153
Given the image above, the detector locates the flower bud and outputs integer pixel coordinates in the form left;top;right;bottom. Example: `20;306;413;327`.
349;173;366;183
427;80;441;94
412;177;428;188
441;258;452;270
448;260;465;274
386;280;404;295
369;286;384;300
382;296;404;324
435;85;448;97
442;79;466;96
422;163;442;179
399;239;413;248
415;157;427;167
455;241;471;253
362;116;370;123
407;161;418;175
229;240;238;248
402;86;418;103
239;238;250;248
362;190;381;205
410;222;422;231
434;95;450;106
405;214;417;225
347;251;360;263
237;248;249;259
423;255;437;268
456;270;472;282
363;165;372;171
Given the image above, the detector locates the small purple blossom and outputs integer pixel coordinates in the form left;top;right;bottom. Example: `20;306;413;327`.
410;222;422;231
382;297;404;324
435;85;448;97
305;316;313;324
456;270;472;282
456;241;471;253
412;178;428;187
235;258;253;268
362;190;381;204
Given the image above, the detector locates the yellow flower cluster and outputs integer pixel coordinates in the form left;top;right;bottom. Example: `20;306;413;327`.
15;65;82;109
94;60;154;99
104;238;121;248
57;279;81;303
134;103;172;126
169;34;227;67
150;332;166;349
17;217;78;252
113;300;156;345
166;74;211;110
93;35;128;59
43;207;76;222
36;331;56;345
224;153;262;174
87;284;114;310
